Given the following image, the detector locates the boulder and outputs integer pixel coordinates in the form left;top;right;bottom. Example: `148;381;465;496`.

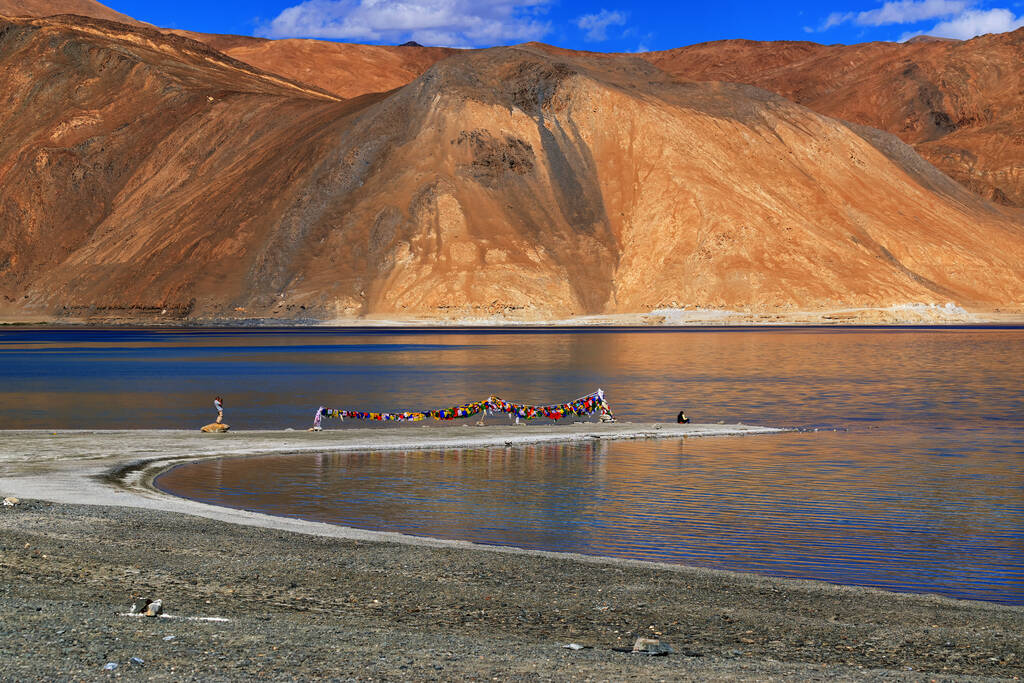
129;597;151;614
144;599;163;617
200;423;230;433
632;637;673;655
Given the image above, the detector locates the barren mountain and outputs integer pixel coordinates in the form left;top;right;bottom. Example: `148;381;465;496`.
0;0;143;25
1;14;1022;324
215;38;457;100
642;30;1024;207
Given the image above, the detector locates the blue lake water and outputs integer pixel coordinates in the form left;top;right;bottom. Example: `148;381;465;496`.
2;327;1023;604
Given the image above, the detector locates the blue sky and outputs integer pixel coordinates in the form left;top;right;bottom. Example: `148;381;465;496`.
106;0;1024;50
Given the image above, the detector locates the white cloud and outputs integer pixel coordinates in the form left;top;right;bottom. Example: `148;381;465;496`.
818;0;1024;38
821;10;855;29
259;0;552;47
855;0;971;25
575;9;627;41
815;0;971;30
911;6;1024;37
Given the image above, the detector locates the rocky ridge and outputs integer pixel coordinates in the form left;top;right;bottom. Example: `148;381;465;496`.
186;30;1024;212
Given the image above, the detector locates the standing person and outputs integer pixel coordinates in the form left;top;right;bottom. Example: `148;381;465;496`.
214;396;224;424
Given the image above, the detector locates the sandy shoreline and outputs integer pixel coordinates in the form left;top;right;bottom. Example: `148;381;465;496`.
2;424;1022;679
0;423;780;545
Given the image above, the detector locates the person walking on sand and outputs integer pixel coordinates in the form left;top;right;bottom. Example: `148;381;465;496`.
214;396;224;423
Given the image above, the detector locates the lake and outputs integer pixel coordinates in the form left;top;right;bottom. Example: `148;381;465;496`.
3;327;1023;604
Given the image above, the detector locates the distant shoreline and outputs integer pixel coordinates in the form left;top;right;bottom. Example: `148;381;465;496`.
3;301;1024;328
3;320;1024;330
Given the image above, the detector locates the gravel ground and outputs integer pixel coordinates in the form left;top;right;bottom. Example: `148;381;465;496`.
2;499;1022;681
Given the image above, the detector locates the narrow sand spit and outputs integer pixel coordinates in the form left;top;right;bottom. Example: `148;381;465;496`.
1;424;1022;680
0;423;778;523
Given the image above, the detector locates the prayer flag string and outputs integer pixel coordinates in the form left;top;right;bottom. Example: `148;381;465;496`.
312;389;612;429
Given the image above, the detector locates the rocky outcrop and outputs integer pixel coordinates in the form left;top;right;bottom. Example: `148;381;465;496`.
1;15;1022;324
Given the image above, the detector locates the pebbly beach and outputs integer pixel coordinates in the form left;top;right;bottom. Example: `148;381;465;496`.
1;424;1022;680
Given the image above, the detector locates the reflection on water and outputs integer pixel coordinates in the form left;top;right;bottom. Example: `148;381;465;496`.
2;327;1023;430
4;327;1024;604
157;427;1024;605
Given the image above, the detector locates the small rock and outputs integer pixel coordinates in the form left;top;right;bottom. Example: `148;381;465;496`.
130;657;144;667
201;422;230;433
103;662;118;671
144;599;163;617
129;597;151;614
3;497;18;507
632;637;673;655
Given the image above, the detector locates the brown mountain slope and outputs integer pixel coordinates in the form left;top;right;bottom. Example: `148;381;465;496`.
1;15;1022;324
0;14;353;320
642;30;1024;207
0;0;143;25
